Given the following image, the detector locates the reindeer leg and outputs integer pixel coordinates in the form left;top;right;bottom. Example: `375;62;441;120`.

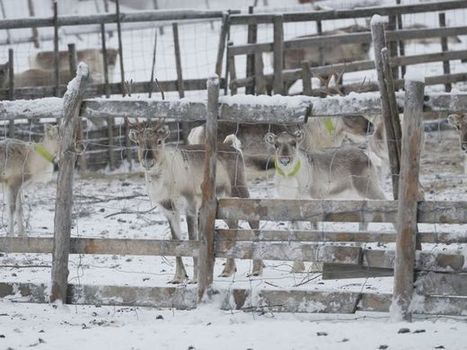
15;188;25;236
7;182;21;236
353;175;387;231
162;207;188;284
186;213;198;284
248;219;264;277
291;221;305;273
220;219;238;277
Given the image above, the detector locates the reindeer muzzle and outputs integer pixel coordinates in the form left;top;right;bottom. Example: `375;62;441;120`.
279;156;291;166
462;142;467;153
142;159;155;170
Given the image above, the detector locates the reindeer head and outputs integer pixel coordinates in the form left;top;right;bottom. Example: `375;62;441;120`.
265;130;304;175
448;113;467;153
128;119;170;171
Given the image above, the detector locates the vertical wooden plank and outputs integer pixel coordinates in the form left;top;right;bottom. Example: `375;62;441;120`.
388;15;399;80
245;6;257;95
254;51;266;95
148;28;157;98
391;77;424;322
227;42;237;95
152;0;164;35
53;1;60;97
272;15;284;95
67;43;77;75
100;23;110;98
0;0;11;45
8;48;14;138
396;0;406;78
223;21;232;95
198;76;219;302
172;23;185;98
215;13;230;77
50;63;89;304
172;22;189;143
371;16;401;200
27;0;40;48
316;20;324;66
115;0;125;97
301;60;312;96
439;13;451;92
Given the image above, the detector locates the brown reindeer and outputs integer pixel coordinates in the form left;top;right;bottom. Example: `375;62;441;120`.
129;119;263;283
0;63;74;88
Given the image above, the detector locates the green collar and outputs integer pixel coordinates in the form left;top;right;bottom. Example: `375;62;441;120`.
275;159;301;177
324;117;335;135
34;144;55;163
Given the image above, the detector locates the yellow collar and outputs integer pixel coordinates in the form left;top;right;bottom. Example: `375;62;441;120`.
275;159;301;177
324;117;335;135
34;144;55;163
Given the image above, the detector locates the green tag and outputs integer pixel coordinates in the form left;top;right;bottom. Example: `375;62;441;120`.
324;117;335;135
34;144;55;163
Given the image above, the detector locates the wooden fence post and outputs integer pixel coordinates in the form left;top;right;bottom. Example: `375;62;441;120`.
391;75;425;321
27;0;40;48
301;60;312;96
245;6;257;95
53;1;60;97
439;13;451;92
371;15;401;200
396;0;406;78
7;48;14;138
388;15;399;80
272;15;284;95
50;62;89;303
254;52;266;94
215;13;230;77
198;76;219;302
226;42;237;95
115;0;125;97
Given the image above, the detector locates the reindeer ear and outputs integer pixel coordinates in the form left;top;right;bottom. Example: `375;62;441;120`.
448;114;461;129
157;125;170;140
128;129;139;143
264;132;276;145
294;129;304;143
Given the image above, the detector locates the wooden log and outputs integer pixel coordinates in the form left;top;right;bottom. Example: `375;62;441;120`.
371;16;400;200
396;0;405;77
388;15;398;80
172;23;185;98
197;76;219;302
7;48;14;138
301;60;312;96
215;13;230;76
322;263;393;280
100;23;111;98
50;62;89;304
245;6;257;95
272;15;284;95
216;229;467;244
228;0;467;25
217;198;467;224
392;77;425;321
53;1;60;97
0;9;229;30
227;42;237;95
27;0;39;48
254;52;266;94
386;25;467;42
115;0;125;96
439;13;451;92
0;237;198;257
415;271;467;297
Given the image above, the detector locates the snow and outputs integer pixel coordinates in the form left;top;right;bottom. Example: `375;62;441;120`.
404;70;426;83
370;14;387;26
220;94;311;108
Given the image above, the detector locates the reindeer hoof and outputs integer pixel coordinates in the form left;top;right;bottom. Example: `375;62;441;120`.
168;275;188;284
219;268;236;278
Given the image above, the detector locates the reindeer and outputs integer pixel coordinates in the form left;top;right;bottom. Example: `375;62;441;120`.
29;48;119;84
129;120;263;283
448;113;467;174
0;125;59;236
0;63;74;88
264;130;385;272
188;116;373;177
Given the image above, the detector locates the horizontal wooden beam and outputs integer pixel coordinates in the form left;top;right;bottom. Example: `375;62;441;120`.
229;0;467;25
0;9;228;30
216;229;467;244
217;199;467;224
0;237;198;257
386;25;467;42
415;271;467;297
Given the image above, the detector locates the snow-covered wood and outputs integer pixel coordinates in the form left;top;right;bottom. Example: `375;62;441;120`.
415;272;467;297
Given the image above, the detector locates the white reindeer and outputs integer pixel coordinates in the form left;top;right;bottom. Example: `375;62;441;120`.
0;125;59;235
265;129;386;272
448;113;467;174
129;120;263;283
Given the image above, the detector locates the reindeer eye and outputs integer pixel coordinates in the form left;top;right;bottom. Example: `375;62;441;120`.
157;140;162;145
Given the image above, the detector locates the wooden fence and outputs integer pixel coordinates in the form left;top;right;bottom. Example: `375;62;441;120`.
0;65;466;317
222;0;467;96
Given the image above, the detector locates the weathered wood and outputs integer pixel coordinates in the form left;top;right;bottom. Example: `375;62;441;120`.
198;76;219;301
388;16;398;80
245;6;256;95
254;52;266;94
215;13;230;76
0;9;228;30
227;42;237;95
217;198;467;224
0;237;198;257
372;17;400;200
53;1;60;97
216;241;362;264
172;23;185;99
439;13;451;92
27;0;39;48
115;0;125;96
415;271;467;297
386;25;467;42
7;48;14;138
148;27;158;98
272;15;284;95
396;0;405;77
392;78;425;321
216;229;467;244
322;263;393;280
50;63;89;304
301;60;312;96
100;23;111;98
228;0;467;25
